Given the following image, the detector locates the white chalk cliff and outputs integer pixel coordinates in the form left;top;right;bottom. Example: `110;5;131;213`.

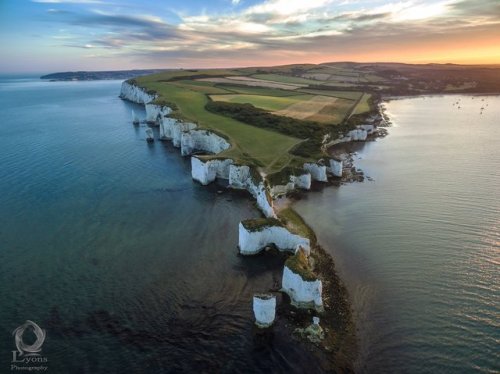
329;158;343;177
191;157;233;185
348;128;368;141
181;130;230;156
282;266;323;310
325;123;378;148
120;81;156;104
303;162;328;182
238;222;310;255
359;124;376;134
145;104;172;124
269;173;311;197
229;165;275;218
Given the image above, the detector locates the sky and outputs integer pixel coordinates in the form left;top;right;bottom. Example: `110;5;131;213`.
0;0;499;73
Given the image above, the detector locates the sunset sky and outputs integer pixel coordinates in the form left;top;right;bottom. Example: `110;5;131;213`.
1;0;499;73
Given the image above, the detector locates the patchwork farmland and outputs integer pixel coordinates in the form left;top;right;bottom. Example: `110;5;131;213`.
133;63;379;175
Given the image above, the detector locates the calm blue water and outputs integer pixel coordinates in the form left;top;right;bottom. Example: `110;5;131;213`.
295;95;500;373
2;79;498;373
0;79;326;373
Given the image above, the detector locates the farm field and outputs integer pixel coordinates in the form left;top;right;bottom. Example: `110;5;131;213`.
302;73;331;81
251;73;321;85
297;89;363;100
197;77;303;90
210;91;354;124
209;94;314;112
170;80;230;94
219;85;303;96
275;96;336;120
308;99;356;123
353;93;372;115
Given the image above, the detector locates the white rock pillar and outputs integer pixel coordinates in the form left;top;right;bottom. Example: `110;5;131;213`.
253;294;276;328
329;158;343;177
303;163;328;182
282;266;323;310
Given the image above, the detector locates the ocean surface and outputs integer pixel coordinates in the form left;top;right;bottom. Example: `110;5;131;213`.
295;95;500;373
0;78;325;373
1;79;498;374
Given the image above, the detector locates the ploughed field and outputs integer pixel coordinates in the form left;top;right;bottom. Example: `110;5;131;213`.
134;64;377;174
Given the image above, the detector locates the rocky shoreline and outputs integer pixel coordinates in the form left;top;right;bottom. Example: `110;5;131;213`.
119;80;386;371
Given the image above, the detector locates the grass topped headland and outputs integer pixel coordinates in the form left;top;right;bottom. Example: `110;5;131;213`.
241;217;283;232
285;248;317;282
131;63;388;174
277;207;317;246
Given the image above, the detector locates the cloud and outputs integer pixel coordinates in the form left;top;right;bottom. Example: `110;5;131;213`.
40;0;500;67
47;9;183;46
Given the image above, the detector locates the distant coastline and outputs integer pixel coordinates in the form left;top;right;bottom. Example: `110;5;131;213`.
40;69;170;81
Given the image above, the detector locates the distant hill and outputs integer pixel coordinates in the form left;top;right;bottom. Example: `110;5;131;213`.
40;69;169;81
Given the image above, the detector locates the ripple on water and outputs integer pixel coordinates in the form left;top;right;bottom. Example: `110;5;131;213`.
295;95;500;373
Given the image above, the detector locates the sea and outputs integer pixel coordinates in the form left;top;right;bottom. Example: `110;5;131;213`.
0;78;498;373
295;95;500;373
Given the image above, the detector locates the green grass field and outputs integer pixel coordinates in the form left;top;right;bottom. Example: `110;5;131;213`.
171;80;231;94
209;93;313;112
135;78;301;172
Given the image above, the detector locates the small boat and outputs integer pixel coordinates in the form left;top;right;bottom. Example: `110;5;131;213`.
145;127;154;142
132;110;140;125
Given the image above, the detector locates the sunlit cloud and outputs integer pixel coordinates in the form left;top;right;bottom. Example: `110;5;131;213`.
2;0;500;72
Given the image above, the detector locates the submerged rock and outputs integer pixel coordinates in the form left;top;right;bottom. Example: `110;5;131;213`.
131;109;140;125
295;316;325;343
145;127;154;142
